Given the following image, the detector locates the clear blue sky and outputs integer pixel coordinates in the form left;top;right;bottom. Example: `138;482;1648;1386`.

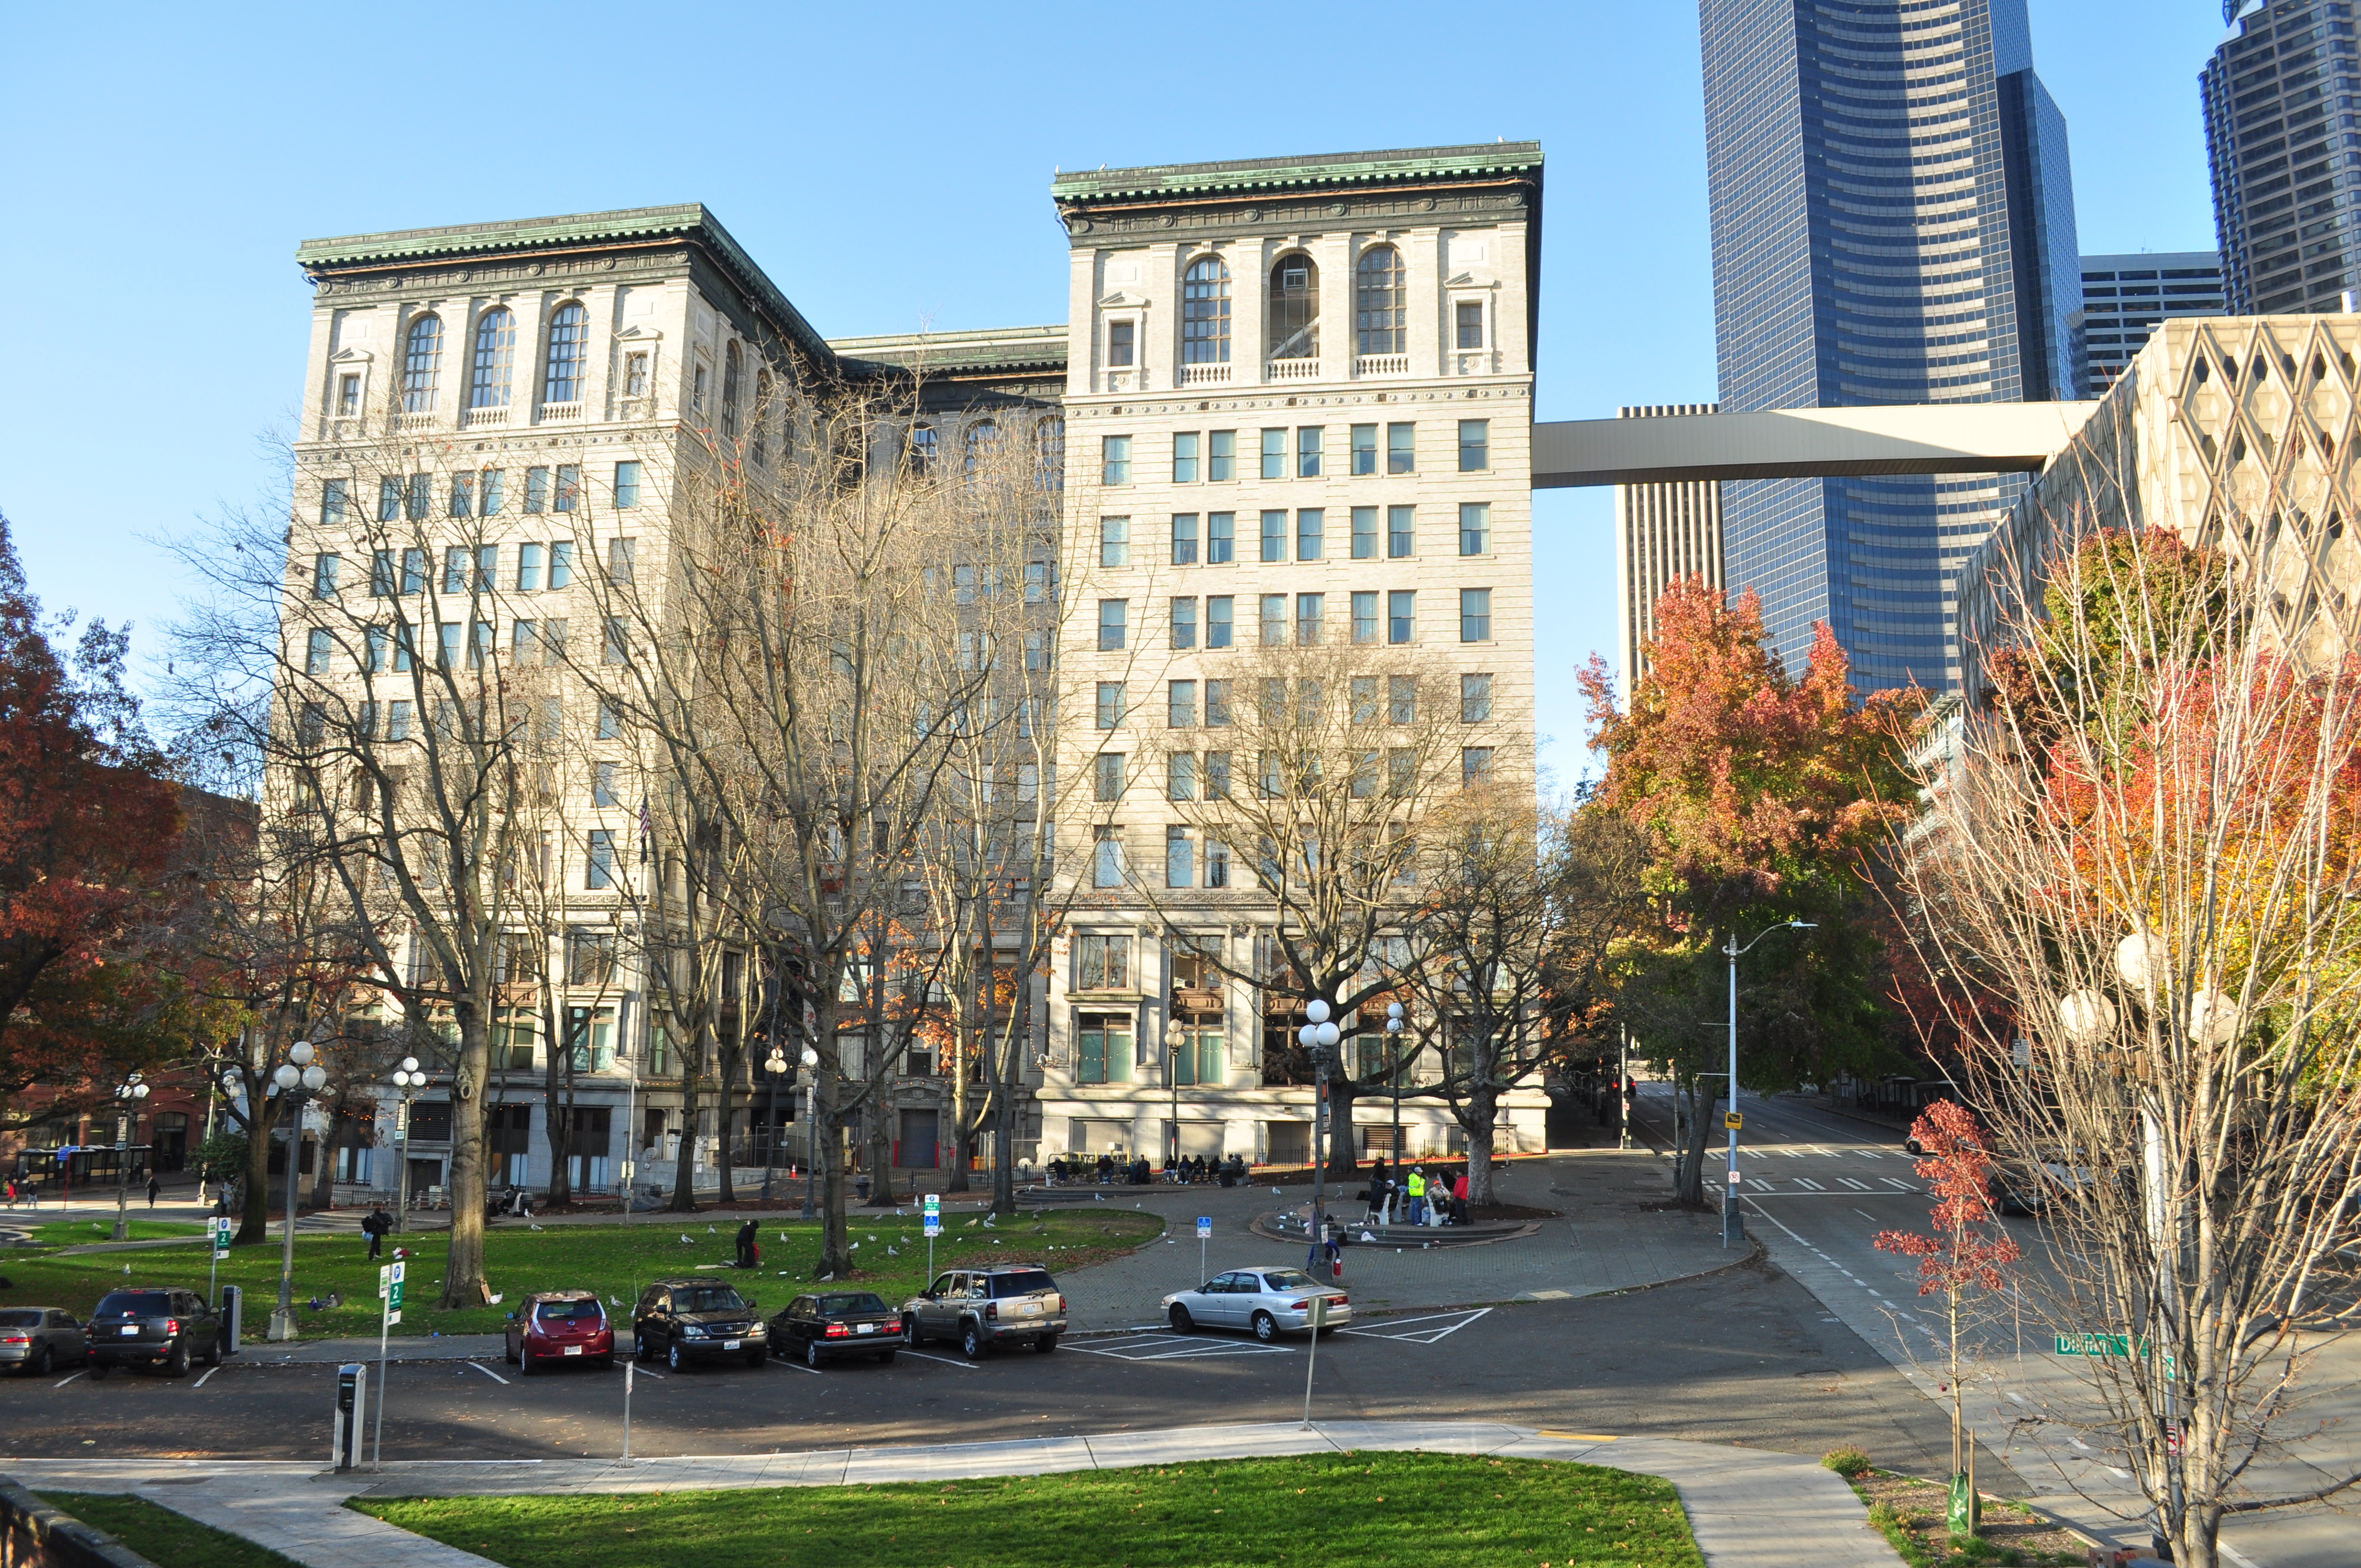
0;1;2231;784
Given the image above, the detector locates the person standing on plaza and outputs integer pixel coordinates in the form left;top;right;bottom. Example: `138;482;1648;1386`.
1451;1168;1469;1226
146;1174;161;1210
1406;1167;1426;1226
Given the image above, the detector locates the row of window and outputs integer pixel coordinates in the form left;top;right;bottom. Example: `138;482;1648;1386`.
1100;421;1488;484
1102;504;1490;568
1090;657;1492;733
323;462;643;533
302;613;632;676
311;535;636;603
1093;739;1494;806
1093;587;1492;659
390;303;585;415
1151;249;1488;367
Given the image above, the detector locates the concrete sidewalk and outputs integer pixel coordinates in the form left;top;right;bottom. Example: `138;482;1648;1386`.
9;1419;1902;1568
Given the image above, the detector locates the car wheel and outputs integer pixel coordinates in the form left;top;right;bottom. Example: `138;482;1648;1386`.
1036;1333;1058;1353
875;1349;896;1365
1167;1304;1194;1333
87;1364;108;1381
595;1354;614;1370
29;1346;50;1377
805;1339;824;1370
901;1313;921;1347
166;1341;189;1379
519;1348;536;1376
961;1322;985;1360
1251;1311;1277;1342
505;1340;519;1365
203;1333;220;1369
746;1349;765;1368
667;1340;684;1372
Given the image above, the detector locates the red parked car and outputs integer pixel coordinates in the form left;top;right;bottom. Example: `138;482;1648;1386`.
504;1291;614;1374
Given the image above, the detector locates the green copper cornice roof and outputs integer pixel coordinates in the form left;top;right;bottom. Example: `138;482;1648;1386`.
294;204;831;359
829;324;1068;375
1049;143;1542;205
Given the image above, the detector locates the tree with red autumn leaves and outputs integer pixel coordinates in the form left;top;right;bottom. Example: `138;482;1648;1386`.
1577;577;1918;1204
1875;1097;2021;1502
0;512;191;1128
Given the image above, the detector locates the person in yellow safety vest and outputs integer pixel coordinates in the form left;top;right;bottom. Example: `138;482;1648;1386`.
1405;1168;1427;1227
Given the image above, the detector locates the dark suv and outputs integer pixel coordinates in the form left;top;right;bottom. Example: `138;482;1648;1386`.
902;1266;1065;1359
85;1289;221;1379
632;1279;766;1370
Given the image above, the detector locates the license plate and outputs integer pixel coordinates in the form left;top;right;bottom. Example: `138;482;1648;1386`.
121;1326;139;1336
723;1339;742;1350
856;1323;875;1335
1018;1303;1038;1315
563;1344;583;1355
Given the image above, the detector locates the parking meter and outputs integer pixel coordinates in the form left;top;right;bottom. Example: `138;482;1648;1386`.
333;1363;367;1471
219;1285;241;1355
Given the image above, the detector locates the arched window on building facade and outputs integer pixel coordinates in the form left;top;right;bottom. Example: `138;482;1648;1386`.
1267;254;1319;361
543;302;587;404
1354;245;1406;357
1182;255;1231;364
402;314;443;413
469;307;515;409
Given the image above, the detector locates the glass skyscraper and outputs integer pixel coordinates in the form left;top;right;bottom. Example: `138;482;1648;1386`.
2203;0;2361;316
1699;0;2081;693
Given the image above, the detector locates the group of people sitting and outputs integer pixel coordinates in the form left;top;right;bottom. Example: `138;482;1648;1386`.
1045;1153;1249;1188
1363;1158;1472;1227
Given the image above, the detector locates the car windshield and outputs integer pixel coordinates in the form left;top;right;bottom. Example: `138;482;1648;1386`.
1259;1270;1318;1292
537;1299;603;1322
0;1311;42;1328
93;1292;173;1319
672;1287;748;1314
817;1293;889;1316
989;1271;1057;1298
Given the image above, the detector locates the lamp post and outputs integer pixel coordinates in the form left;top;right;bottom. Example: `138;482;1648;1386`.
269;1041;329;1342
799;1046;820;1221
387;1057;422;1233
1385;1004;1405;1175
760;1046;787;1205
111;1074;151;1242
1296;998;1343;1246
1165;1018;1187;1167
1721;921;1815;1246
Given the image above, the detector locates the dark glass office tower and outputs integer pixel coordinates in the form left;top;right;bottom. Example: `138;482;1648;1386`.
2204;1;2361;315
1700;0;2080;693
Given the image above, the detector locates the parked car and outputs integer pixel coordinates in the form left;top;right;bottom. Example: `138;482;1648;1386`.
901;1266;1065;1359
0;1308;84;1376
768;1291;904;1368
84;1288;221;1378
1162;1268;1351;1342
632;1279;766;1370
505;1291;614;1374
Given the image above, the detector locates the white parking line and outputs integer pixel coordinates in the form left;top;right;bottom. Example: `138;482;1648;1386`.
775;1358;822;1376
52;1370;84;1388
466;1362;509;1385
1069;1333;1293;1362
1838;1178;1872;1191
193;1366;220;1389
1342;1308;1491;1344
900;1350;983;1370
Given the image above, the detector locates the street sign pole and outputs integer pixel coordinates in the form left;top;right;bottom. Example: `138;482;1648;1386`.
623;1358;634;1462
208;1216;230;1305
1197;1215;1210;1284
372;1259;402;1468
1299;1294;1326;1429
924;1193;940;1280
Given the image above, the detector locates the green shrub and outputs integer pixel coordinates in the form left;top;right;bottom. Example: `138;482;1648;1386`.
1823;1445;1873;1478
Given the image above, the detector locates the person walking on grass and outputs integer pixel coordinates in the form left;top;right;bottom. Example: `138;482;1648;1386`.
146;1174;161;1210
361;1206;389;1259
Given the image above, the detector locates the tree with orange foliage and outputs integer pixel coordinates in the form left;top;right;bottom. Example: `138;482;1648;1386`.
1578;578;1917;1205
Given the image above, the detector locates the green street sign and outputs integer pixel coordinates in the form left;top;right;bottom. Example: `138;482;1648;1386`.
210;1218;230;1260
2055;1333;2136;1357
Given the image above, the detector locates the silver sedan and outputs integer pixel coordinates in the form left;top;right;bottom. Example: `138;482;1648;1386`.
1161;1268;1351;1341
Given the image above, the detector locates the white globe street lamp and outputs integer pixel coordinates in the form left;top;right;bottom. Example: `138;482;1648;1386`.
111;1074;151;1241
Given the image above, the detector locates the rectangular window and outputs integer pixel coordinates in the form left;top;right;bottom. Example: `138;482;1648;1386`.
1260;428;1286;480
406;472;429;522
337;373;361;416
449;472;474;518
1259;594;1288;646
614;460;642;508
603;617;629;665
1296;508;1323;562
1095;681;1125;729
1100;516;1129;568
1205;840;1230;887
1389;590;1415;645
1208;429;1236;481
1387;422;1415;475
1107;319;1134;367
1297;426;1323;478
1097;599;1127;651
541;618;568;660
1352;507;1378;560
1204;678;1232;727
1352;591;1378;644
386;700;412;741
1458;419;1489;472
597;697;622;741
371;549;396;598
469;620;492;668
1351;676;1379;725
1296;592;1324;645
1204;749;1233;799
1025;632;1047;671
1462;747;1495;786
304;628;334;676
1207;511;1235;564
1206;595;1234;648
442;548;468;595
1456;300;1485;349
401;548;426;596
1101;435;1131;486
593;761;621;808
1094;752;1125;802
1170;514;1198;565
1460;502;1490;556
1167;752;1196;801
525;466;550;513
1171;596;1198;649
1351;749;1378;798
516;542;545;592
1460;588;1492;643
1259;509;1286;563
554;465;580;512
1388;505;1416;559
480;469;504;515
1166;826;1194;889
586;829;617;890
1091;827;1124;889
365;625;390;673
508;619;537;667
393;622;416;672
1350;423;1377;476
1168;679;1197;727
438;622;461;668
1389;747;1416;797
474;544;497;589
548;541;573;589
1461;673;1494;722
1173;432;1199;483
313;553;341;600
378;476;401;524
321;479;348;527
1389;675;1417;725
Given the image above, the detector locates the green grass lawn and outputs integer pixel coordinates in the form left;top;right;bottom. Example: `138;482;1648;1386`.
357;1452;1704;1568
10;1218;207;1247
0;1210;1162;1339
38;1493;301;1568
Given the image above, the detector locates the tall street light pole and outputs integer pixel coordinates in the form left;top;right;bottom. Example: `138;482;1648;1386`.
388;1056;422;1233
111;1074;150;1242
1721;921;1814;1246
1165;1018;1186;1168
269;1041;329;1341
799;1046;820;1221
1298;997;1343;1248
760;1046;787;1205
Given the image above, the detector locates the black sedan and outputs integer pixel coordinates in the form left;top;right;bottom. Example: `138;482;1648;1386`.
632;1279;767;1370
85;1288;221;1378
768;1291;904;1368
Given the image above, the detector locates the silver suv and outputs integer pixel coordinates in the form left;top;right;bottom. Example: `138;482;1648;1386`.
901;1266;1065;1359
